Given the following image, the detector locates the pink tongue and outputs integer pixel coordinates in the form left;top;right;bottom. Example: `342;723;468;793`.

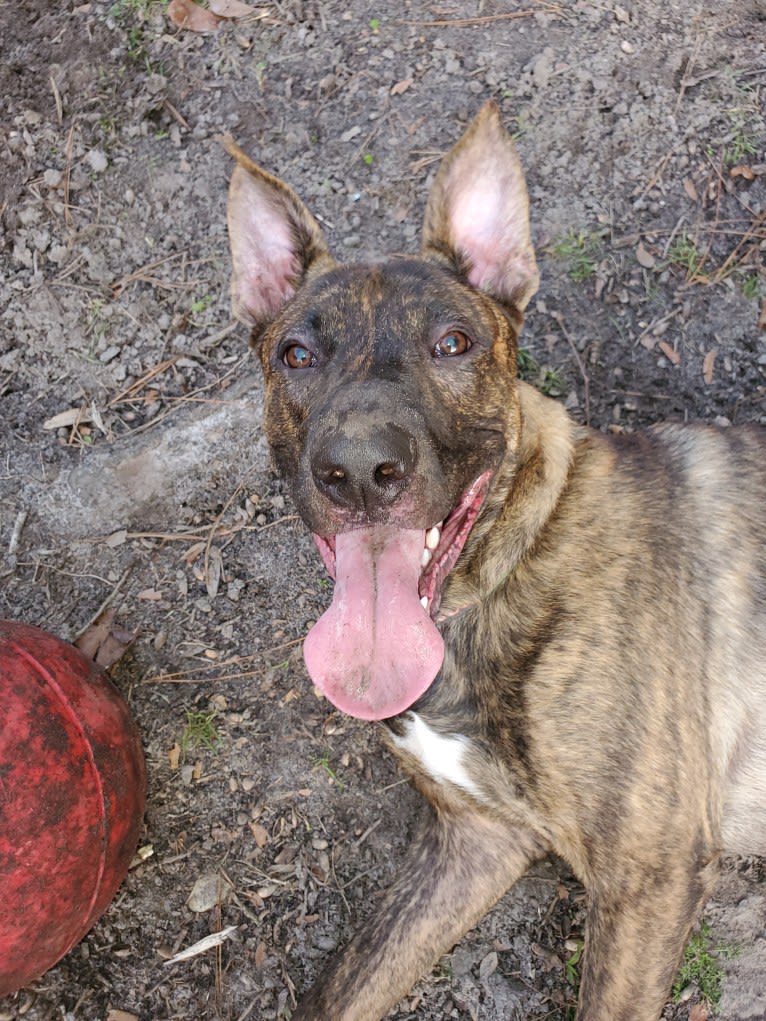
303;526;444;720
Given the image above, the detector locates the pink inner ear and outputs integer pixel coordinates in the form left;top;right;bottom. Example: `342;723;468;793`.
449;170;531;296
230;169;304;324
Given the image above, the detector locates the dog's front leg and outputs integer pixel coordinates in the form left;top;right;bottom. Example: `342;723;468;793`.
292;804;544;1021
577;857;719;1021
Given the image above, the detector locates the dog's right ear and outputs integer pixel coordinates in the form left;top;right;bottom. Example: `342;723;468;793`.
224;137;334;329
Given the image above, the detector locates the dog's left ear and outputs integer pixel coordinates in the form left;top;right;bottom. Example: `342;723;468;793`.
224;137;335;328
421;102;539;311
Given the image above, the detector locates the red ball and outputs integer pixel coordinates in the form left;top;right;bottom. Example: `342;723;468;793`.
0;619;146;996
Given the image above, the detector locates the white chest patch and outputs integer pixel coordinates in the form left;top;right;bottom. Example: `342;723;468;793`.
391;712;483;800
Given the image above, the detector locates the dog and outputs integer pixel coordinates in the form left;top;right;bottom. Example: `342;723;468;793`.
225;103;766;1021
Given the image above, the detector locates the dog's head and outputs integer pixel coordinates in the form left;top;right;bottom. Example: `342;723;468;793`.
227;103;538;720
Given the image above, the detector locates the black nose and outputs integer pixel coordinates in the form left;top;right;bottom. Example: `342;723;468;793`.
311;424;417;513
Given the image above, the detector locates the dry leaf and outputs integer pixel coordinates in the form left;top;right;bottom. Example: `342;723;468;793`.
107;1011;140;1021
168;0;221;32
209;0;254;15
187;873;232;913
130;843;155;869
75;608;137;669
658;339;680;365
164;925;238;964
703;348;717;385
137;588;163;601
250;821;269;847
636;241;656;268
43;407;92;430
168;742;181;770
390;77;414;96
730;164;755;181
105;528;128;548
479;951;499;981
392;200;411;223
689;1004;710;1021
254;941;267;968
205;545;223;599
183;540;207;565
682;176;699;202
759;299;766;331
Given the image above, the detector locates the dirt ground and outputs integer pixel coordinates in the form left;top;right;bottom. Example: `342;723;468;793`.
1;1;765;1019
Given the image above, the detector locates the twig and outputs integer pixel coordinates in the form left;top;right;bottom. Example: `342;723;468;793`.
7;510;28;555
635;141;686;199
111;251;191;298
235;997;260;1021
49;72;63;125
403;6;562;28
163;99;190;130
73;565;134;642
164;926;238;965
199;320;239;351
551;310;590;425
674;34;702;113
115;360;245;437
635;307;683;348
108;357;179;406
97;514;300;548
63;120;77;225
707;210;766;284
203;475;254;594
351;817;382;848
349;111;390;169
141;638;303;684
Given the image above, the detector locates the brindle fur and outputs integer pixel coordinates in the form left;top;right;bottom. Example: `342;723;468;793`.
226;104;766;1020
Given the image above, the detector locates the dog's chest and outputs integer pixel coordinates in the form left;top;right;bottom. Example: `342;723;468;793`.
389;713;485;802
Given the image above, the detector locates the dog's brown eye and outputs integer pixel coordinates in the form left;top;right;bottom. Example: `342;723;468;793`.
283;344;316;369
433;331;471;358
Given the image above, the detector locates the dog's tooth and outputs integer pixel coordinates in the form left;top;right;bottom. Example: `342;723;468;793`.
420;596;429;610
421;548;432;567
426;526;440;551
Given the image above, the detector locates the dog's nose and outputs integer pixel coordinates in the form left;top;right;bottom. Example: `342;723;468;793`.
311;425;416;513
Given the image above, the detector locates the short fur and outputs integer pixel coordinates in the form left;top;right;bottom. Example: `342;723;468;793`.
226;103;766;1020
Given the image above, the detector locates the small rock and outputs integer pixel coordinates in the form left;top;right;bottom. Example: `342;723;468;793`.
43;168;62;188
99;345;121;364
12;241;33;268
636;242;656;268
620;39;635;53
87;148;108;173
48;244;68;264
187;873;232;913
18;205;41;226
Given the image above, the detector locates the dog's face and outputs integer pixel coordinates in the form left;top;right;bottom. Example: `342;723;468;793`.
227;103;538;720
260;258;515;537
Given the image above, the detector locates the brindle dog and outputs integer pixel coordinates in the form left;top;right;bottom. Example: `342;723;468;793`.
225;103;766;1021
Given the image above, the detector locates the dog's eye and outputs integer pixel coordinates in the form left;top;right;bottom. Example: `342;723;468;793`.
433;331;472;358
282;344;316;369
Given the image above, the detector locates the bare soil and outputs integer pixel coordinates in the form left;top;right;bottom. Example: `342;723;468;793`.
1;2;765;1020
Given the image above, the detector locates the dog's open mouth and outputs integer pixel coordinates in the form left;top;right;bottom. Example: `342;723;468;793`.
303;471;492;720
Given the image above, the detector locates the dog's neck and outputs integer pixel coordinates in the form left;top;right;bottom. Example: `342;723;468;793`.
440;382;576;615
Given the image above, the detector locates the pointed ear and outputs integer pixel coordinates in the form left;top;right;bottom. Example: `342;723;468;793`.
224;137;335;328
421;102;539;311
